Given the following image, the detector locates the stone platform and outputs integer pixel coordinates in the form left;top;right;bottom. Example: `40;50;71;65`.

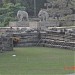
38;20;59;30
9;21;29;27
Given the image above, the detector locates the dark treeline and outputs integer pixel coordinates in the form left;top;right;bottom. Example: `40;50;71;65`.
0;0;46;16
0;0;75;27
0;0;46;26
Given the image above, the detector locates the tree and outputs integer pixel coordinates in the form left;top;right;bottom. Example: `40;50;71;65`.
15;0;46;16
46;0;75;16
0;3;26;26
0;0;2;5
1;0;47;16
65;0;75;7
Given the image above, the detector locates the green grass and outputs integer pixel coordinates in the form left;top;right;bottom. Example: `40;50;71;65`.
0;47;75;75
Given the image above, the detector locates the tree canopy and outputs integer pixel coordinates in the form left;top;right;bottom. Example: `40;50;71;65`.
0;0;75;27
0;0;46;26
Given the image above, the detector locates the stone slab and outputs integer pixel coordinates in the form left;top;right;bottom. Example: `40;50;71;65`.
38;21;59;30
9;21;29;27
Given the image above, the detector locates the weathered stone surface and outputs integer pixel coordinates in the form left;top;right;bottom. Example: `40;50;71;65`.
9;21;29;27
0;35;13;51
29;21;38;29
38;21;59;30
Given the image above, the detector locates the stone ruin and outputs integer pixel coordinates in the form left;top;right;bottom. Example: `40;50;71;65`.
0;33;13;52
10;27;75;50
8;9;61;31
0;26;75;51
9;9;60;30
9;9;75;30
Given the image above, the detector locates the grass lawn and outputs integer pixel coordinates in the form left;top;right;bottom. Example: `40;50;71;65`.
0;47;75;75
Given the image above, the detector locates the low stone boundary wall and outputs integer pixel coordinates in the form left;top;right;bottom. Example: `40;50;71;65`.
12;32;75;50
40;40;75;50
13;33;39;47
0;35;13;51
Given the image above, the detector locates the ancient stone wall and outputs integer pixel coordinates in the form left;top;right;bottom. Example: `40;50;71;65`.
13;33;39;47
12;31;75;50
0;35;13;51
40;31;75;50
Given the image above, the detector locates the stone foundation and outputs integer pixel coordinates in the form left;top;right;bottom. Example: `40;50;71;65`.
38;20;59;30
9;21;29;27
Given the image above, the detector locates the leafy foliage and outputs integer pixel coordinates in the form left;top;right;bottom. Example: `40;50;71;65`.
46;0;75;18
0;0;74;27
0;3;25;26
0;0;46;26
